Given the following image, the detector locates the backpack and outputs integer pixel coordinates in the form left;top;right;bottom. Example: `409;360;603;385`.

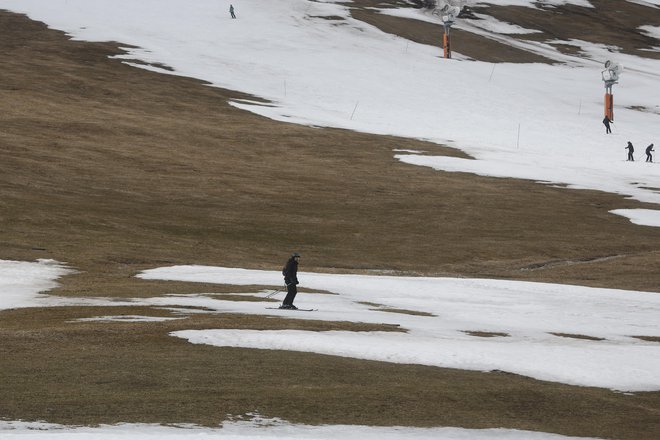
282;265;288;277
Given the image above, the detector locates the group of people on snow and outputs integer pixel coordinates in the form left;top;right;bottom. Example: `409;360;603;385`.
603;117;654;162
625;141;654;162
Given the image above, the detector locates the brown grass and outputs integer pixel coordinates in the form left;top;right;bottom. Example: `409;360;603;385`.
480;0;660;60
358;302;436;316
464;331;510;338
633;336;660;343
1;305;660;439
373;308;436;316
350;7;554;63
551;333;606;341
2;5;660;438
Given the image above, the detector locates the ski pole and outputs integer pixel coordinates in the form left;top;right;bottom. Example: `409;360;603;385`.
265;288;285;298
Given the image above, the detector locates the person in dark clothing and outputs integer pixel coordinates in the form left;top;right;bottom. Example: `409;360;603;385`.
626;141;635;161
229;4;236;19
603;116;612;134
646;144;655;162
281;253;300;309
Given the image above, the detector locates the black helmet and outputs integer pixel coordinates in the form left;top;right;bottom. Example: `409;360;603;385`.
292;252;301;258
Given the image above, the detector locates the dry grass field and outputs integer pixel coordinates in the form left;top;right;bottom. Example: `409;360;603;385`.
1;2;660;438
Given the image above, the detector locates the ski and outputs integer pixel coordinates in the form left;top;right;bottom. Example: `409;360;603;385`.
266;307;317;312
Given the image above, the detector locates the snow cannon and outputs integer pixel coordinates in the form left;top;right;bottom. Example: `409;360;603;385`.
439;5;460;59
602;60;623;121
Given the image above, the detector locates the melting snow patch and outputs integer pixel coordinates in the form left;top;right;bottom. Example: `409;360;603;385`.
0;259;72;310
140;265;660;392
610;208;660;227
0;419;603;439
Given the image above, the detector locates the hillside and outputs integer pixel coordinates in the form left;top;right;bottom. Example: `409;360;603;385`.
1;1;659;439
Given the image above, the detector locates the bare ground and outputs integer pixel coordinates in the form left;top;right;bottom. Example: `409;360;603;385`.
1;4;660;438
1;305;659;439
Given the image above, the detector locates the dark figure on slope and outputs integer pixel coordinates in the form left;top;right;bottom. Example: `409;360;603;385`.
229;4;236;19
626;141;634;161
281;253;300;309
603;116;612;134
646;144;655;163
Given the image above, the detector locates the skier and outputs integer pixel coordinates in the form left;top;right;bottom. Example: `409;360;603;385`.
281;252;300;309
625;141;634;161
229;4;236;19
603;116;612;134
646;144;655;163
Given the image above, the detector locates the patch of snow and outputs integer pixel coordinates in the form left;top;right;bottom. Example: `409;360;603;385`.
639;24;660;39
0;259;72;310
610;208;660;226
0;419;603;439
470;13;543;34
139;265;660;392
627;0;660;8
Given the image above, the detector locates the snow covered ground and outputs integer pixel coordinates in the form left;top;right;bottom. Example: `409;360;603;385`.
0;260;71;310
3;260;657;439
138;265;660;392
0;419;601;440
2;260;657;439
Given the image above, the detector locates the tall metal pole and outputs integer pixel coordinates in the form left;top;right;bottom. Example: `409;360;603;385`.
604;84;614;122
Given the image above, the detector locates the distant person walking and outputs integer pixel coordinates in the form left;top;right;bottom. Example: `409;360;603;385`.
626;141;635;161
603;116;612;134
281;252;300;309
646;144;655;162
229;4;236;19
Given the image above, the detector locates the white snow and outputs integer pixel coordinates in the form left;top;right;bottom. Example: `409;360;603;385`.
1;0;659;213
627;0;660;8
610;208;660;226
640;24;660;39
470;13;543;34
138;265;660;392
0;259;71;310
0;419;601;440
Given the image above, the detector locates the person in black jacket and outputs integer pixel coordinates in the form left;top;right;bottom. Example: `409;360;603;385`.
603;116;612;134
626;141;635;161
646;144;655;162
281;253;300;309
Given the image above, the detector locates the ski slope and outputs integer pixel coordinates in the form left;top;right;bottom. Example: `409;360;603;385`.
1;1;660;438
2;260;658;439
1;0;659;225
6;260;657;394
